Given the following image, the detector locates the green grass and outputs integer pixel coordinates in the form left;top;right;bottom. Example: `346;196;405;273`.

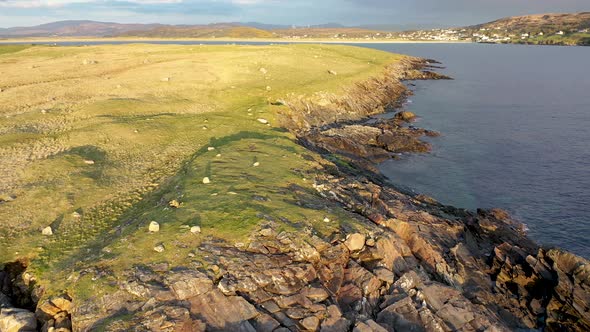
0;43;401;300
0;44;33;55
513;32;590;46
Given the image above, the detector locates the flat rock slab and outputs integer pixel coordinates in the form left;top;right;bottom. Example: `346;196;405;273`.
189;289;258;330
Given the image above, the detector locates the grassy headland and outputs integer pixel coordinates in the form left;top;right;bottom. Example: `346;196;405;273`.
2;42;590;332
0;43;402;297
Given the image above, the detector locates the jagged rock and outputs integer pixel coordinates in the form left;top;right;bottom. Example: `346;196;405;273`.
0;307;37;332
42;226;53;236
321;317;350;332
286;308;307;319
169;200;181;208
251;313;280;332
373;268;394;284
394;271;423;292
420;284;479;330
377;297;425;332
202;177;211;184
166;270;213;300
35;295;73;325
189;289;258;330
260;300;280;313
259;228;273;237
300;316;320;331
319;305;350;331
190;226;202;234
344;233;366;252
395;111;416;121
36;301;62;320
354;320;390;332
139;305;203;332
302;287;329;303
54;311;72;331
153;244;165;252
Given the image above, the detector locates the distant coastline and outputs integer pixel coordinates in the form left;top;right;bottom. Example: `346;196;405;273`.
0;36;472;45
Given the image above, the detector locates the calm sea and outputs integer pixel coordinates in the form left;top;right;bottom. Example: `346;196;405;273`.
364;43;590;258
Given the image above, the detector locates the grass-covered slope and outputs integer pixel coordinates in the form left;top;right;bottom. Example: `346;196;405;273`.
0;43;403;297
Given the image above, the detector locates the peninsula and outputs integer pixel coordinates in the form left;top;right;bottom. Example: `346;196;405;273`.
0;43;589;332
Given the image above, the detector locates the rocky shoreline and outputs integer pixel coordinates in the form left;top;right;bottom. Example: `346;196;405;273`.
1;57;589;332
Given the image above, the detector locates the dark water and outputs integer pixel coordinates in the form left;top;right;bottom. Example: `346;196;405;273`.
362;43;590;258
3;40;589;257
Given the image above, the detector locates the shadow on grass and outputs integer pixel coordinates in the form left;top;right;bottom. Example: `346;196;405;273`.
97;112;177;123
33;130;297;275
56;145;113;184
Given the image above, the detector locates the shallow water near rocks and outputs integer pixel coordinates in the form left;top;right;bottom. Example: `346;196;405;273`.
363;43;590;258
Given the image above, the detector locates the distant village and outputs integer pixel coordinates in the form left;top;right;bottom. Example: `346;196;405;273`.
280;26;589;43
394;26;590;43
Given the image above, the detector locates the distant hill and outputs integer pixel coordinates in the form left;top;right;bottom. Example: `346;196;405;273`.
0;20;390;40
0;20;163;37
468;12;590;34
0;20;374;39
120;24;276;39
464;12;590;45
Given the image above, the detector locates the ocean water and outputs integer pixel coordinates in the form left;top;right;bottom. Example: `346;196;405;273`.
362;43;590;258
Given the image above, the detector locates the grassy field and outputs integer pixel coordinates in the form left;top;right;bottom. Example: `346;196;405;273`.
0;43;403;298
523;32;590;45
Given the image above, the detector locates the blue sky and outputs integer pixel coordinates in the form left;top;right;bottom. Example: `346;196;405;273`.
0;0;589;28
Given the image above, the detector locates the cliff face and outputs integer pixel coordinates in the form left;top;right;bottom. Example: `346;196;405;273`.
2;58;589;332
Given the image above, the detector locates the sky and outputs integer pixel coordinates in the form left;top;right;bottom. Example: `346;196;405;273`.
0;0;589;28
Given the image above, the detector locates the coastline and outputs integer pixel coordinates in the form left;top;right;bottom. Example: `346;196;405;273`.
279;59;590;331
1;46;588;331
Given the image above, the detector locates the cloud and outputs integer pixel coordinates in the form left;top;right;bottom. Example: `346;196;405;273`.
0;0;182;8
0;0;588;27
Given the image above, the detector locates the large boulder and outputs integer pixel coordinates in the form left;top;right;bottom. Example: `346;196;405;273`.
0;307;37;332
344;233;366;252
394;111;416;122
